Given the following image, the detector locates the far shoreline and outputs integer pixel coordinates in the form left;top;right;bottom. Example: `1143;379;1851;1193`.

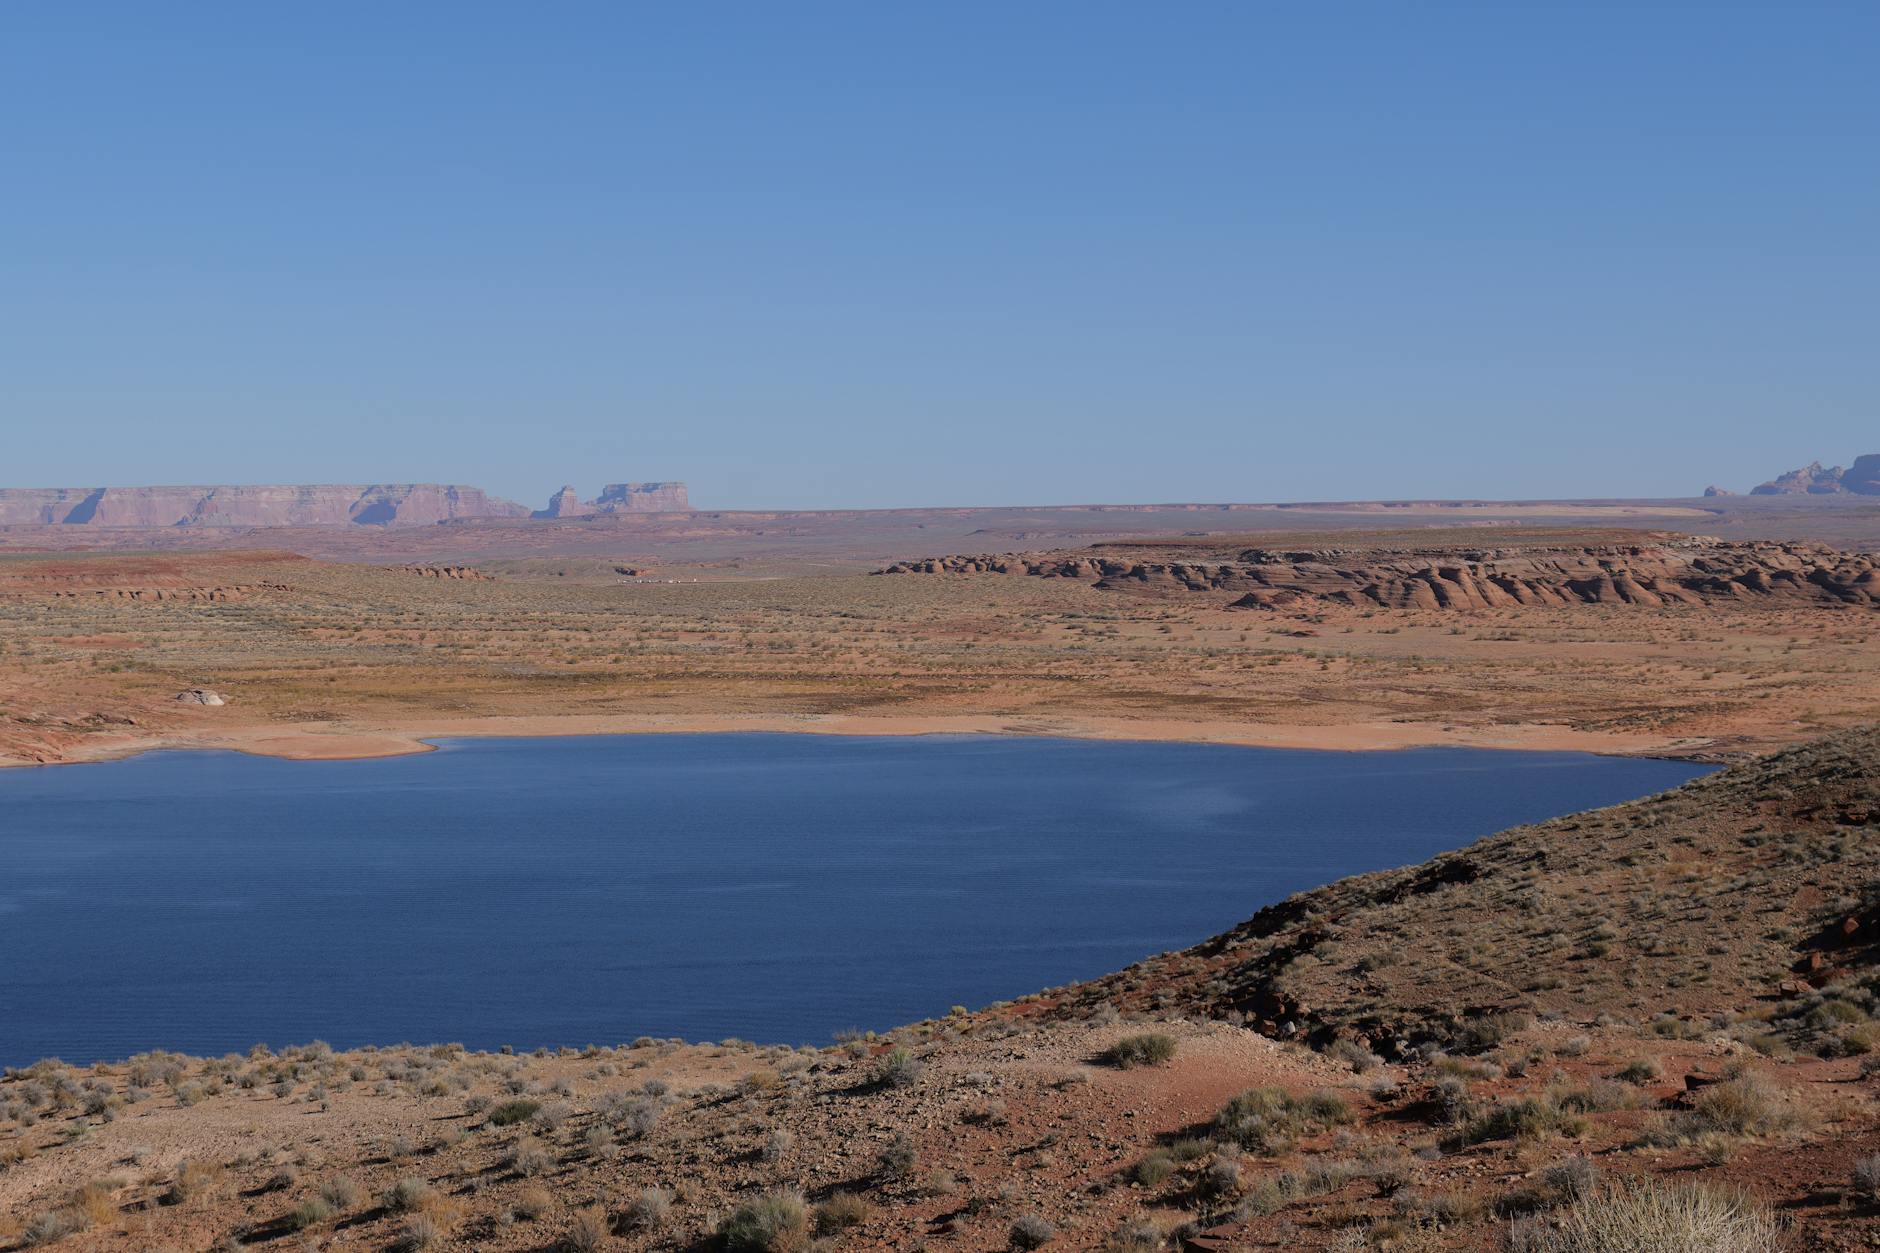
0;710;1733;770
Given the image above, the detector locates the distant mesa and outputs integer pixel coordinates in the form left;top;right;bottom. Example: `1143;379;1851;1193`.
532;482;691;518
0;480;691;527
1736;454;1880;497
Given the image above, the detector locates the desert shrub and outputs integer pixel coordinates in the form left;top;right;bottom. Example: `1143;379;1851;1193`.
1132;1151;1175;1187
317;1175;361;1210
626;1187;671;1229
814;1192;871;1234
876;1047;924;1089
161;1158;222;1207
515;1136;558;1177
286;1198;335;1230
1614;1057;1662;1085
1235;1176;1288;1218
1688;1074;1797;1137
584;1124;615;1156
513;1186;554;1220
384;1177;434;1213
1521;1176;1780;1252
1010;1213;1057;1249
489;1098;541;1126
1213;1088;1352;1153
1169;1137;1214;1162
878;1130;918;1178
1102;1033;1178;1069
760;1127;794;1163
22;1207;84;1246
1200;1156;1242;1198
1104;1217;1163;1252
1459;1011;1533;1052
1327;1038;1383;1073
613;1096;661;1138
565;1204;609;1252
1854;1154;1880;1203
71;1181;118;1227
393;1213;443;1251
1433;1075;1471;1123
1540;1154;1598;1205
1460;1096;1587;1145
719;1191;808;1252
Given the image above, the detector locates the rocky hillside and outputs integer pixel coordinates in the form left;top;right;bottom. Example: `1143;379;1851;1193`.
879;536;1880;611
1052;725;1880;1057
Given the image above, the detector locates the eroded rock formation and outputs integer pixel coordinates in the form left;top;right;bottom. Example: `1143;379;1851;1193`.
1753;461;1849;495
395;565;494;581
1740;454;1880;496
878;539;1880;611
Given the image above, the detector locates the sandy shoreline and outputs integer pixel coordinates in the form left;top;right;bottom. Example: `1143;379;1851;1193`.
3;710;1727;769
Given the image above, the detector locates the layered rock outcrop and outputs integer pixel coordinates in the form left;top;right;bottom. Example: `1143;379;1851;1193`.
532;482;691;517
0;484;530;527
395;565;494;581
879;539;1880;611
0;479;696;526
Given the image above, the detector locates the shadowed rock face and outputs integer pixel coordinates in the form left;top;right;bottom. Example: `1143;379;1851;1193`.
0;484;530;527
1845;454;1880;495
879;539;1880;611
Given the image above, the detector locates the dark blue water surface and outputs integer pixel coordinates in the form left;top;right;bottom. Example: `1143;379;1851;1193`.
0;734;1710;1066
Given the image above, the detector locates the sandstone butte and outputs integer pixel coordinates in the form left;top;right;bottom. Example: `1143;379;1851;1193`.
0;481;691;528
1744;451;1880;496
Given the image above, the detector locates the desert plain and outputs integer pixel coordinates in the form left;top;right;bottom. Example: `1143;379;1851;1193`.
2;490;1880;1251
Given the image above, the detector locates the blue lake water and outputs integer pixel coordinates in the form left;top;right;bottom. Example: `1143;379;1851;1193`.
0;734;1711;1066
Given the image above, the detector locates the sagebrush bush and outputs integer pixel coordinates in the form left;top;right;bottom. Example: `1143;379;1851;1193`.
626;1187;671;1229
1010;1213;1057;1249
1520;1176;1780;1252
565;1204;609;1252
1102;1033;1178;1069
383;1177;434;1213
719;1191;808;1252
1854;1153;1880;1203
876;1047;924;1088
1214;1088;1352;1152
505;1137;554;1177
392;1213;442;1251
1689;1074;1797;1137
489;1098;541;1126
815;1192;871;1234
317;1175;360;1210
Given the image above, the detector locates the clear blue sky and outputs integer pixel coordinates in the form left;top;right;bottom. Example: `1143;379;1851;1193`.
3;3;1875;509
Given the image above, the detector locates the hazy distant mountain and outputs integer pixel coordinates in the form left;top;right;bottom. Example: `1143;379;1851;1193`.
0;480;692;527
